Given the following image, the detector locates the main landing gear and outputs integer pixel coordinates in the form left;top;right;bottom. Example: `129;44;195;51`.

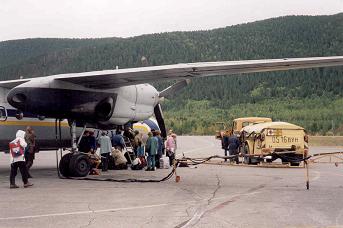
55;120;90;178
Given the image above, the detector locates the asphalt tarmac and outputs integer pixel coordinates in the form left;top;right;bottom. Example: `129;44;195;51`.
0;136;343;228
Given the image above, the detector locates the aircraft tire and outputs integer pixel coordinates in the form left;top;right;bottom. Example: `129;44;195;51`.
59;153;72;177
69;154;90;177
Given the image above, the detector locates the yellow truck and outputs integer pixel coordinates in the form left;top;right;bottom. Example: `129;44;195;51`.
240;121;308;166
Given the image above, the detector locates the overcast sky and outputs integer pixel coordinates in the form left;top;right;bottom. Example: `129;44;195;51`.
0;0;342;41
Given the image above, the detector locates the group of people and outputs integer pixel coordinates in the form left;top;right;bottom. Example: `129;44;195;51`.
132;129;177;171
79;128;178;173
9;127;38;189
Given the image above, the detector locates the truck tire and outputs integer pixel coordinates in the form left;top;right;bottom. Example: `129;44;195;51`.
243;144;251;164
244;156;251;164
69;154;90;177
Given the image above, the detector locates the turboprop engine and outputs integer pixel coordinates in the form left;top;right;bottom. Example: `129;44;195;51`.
7;77;160;128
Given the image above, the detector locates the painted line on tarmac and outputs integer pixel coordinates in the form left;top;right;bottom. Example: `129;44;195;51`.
0;193;257;221
0;203;172;221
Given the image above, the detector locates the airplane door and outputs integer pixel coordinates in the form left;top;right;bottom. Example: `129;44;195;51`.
0;106;7;121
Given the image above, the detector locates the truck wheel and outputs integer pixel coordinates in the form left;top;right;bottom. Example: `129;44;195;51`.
244;156;251;164
243;144;251;164
69;154;90;177
59;153;72;177
250;157;260;165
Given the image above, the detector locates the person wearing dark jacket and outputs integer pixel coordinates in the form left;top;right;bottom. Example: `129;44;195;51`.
222;130;230;162
154;131;164;168
78;131;91;153
228;135;240;164
24;126;37;178
112;130;126;151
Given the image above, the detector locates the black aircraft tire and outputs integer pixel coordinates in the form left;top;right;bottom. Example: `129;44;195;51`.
59;153;72;177
69;154;90;177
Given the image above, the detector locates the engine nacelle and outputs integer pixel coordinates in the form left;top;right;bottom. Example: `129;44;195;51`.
8;81;115;122
100;84;159;125
7;77;159;126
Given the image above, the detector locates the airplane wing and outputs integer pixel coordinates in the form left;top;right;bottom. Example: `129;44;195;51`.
0;79;31;89
1;56;343;89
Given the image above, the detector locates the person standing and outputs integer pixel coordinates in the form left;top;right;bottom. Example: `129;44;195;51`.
111;130;125;151
228;135;240;164
88;131;97;153
145;132;158;171
78;130;91;153
166;133;177;166
134;130;145;164
155;131;164;168
9;130;33;188
98;132;112;171
25;126;37;178
222;130;230;162
133;130;141;156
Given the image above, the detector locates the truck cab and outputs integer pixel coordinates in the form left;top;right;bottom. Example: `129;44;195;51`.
215;117;272;139
232;117;272;136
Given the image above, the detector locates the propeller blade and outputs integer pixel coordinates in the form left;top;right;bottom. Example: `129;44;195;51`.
154;104;167;138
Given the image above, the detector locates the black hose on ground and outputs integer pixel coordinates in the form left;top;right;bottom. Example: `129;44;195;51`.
65;160;180;183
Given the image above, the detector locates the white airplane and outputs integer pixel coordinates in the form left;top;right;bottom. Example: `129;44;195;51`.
1;56;343;177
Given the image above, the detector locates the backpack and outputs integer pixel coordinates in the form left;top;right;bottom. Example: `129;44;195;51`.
9;141;24;157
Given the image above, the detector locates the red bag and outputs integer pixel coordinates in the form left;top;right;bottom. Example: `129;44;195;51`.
139;157;147;167
9;141;24;157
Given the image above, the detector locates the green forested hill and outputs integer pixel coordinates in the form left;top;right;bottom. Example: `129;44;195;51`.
1;14;343;135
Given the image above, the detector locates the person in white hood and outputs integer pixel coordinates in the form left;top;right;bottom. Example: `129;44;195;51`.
9;130;33;189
